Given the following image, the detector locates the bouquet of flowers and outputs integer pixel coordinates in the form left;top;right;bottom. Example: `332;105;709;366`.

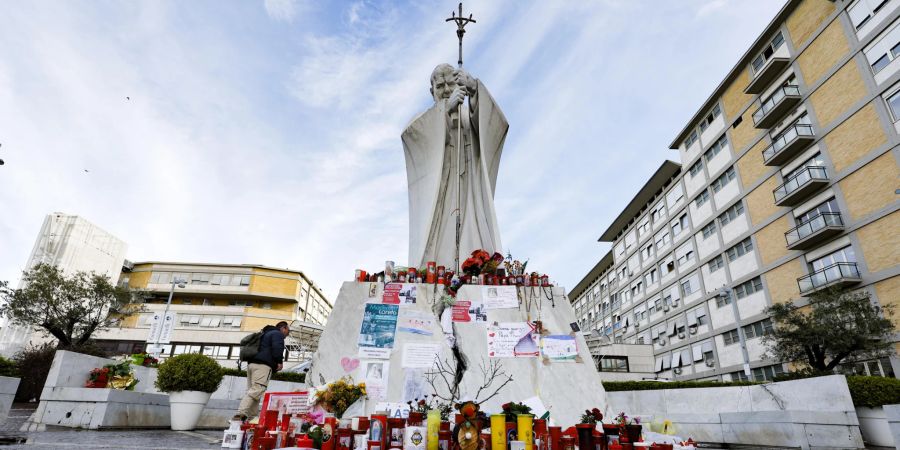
580;408;603;425
314;377;367;419
130;353;159;367
407;395;452;421
501;401;532;422
86;361;138;390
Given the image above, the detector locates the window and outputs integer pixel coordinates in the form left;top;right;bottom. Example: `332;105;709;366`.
742;319;774;339
651;202;665;222
885;88;900;122
725;237;754;261
704;135;728;161
641;243;653;261
694;189;710;207
681;278;696;296
671;214;688;236
638;218;651;236
718;201;745;226
701;221;717;239
711;167;737;193
796;197;839;224
731;370;750;382
723;329;740;346
191;273;210;285
715;291;732;308
684;130;699;148
150;272;171;284
676;247;695;266
752;364;786;381
644;268;659;285
239;275;251;286
809;246;857;272
750;31;785;73
783;152;825;180
689;159;704;177
699;104;722;132
708;255;725;272
654;230;671;249
599;356;629;372
666;184;685;207
850;0;891;30
865;19;900;74
734;276;764;299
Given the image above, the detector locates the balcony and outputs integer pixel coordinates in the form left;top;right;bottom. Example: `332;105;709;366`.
745;57;791;94
785;212;844;250
773;166;829;206
753;85;802;129
798;262;861;294
763;124;815;166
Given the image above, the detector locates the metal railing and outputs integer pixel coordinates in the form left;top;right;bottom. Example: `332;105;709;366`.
753;85;801;124
798;262;860;293
785;212;843;246
774;166;828;202
763;123;815;163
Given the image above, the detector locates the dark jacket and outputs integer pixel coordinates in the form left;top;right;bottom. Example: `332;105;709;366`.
250;325;285;371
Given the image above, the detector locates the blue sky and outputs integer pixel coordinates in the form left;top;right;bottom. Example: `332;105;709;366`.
0;0;784;299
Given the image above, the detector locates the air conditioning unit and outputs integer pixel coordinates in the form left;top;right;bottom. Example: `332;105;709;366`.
663;306;670;312
678;332;685;339
689;327;698;335
705;359;716;367
673;367;683;375
659;338;667;346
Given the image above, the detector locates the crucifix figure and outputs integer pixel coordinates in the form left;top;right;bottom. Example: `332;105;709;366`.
402;3;508;270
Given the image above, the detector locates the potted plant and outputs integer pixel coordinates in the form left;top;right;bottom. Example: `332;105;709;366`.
577;408;603;450
613;412;641;444
848;375;900;447
155;353;224;431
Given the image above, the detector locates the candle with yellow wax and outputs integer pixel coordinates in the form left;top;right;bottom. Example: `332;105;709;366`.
490;414;506;450
426;409;441;450
517;414;534;450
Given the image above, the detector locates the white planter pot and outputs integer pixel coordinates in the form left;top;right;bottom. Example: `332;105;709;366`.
856;406;894;447
169;390;212;431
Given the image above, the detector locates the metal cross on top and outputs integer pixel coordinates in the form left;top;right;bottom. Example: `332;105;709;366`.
446;2;476;68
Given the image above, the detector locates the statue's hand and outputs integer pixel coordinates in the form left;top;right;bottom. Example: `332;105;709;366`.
447;86;466;111
453;69;476;96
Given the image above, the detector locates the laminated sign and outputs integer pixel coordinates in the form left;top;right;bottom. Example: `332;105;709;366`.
359;303;399;349
487;322;539;358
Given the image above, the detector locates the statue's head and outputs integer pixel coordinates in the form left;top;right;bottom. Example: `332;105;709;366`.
430;63;456;104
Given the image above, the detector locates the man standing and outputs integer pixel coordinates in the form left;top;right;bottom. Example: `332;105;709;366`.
233;321;289;421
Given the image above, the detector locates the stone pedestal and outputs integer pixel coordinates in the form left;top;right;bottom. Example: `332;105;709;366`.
309;282;607;425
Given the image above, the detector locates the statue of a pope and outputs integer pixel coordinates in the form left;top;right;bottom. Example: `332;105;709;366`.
402;64;508;269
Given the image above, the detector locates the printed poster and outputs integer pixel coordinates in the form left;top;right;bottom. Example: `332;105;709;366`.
362;360;389;402
541;335;578;361
261;391;310;415
451;300;488;323
358;347;391;359
358;303;399;349
487;322;539;358
384;283;417;304
482;286;518;309
397;310;434;336
402;342;441;369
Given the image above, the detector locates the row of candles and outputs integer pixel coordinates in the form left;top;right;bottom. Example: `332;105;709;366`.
355;262;552;287
238;409;651;450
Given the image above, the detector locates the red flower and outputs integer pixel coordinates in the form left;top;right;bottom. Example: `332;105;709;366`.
491;252;504;263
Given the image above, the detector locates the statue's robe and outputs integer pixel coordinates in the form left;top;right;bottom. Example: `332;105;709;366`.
402;80;508;269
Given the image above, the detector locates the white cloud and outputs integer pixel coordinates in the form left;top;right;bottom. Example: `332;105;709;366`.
264;0;302;22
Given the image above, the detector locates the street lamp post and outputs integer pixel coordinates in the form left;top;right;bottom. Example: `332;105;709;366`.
149;277;186;356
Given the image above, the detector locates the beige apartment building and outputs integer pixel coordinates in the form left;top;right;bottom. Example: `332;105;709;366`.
571;0;900;382
94;261;332;368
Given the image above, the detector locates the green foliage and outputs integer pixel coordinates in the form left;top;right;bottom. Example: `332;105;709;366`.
602;380;759;392
0;356;19;378
155;354;224;393
764;287;895;372
273;372;306;383
219;368;305;383
772;369;833;382
846;375;900;408
0;264;143;347
12;344;57;402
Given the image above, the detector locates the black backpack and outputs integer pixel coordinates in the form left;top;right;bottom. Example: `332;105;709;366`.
239;329;265;362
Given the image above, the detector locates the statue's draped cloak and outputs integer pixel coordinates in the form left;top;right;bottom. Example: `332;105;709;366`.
402;80;508;269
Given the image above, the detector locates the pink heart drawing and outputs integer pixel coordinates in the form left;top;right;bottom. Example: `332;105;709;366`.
340;357;360;373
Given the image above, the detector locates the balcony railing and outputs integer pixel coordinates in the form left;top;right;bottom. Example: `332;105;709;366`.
763;123;815;166
785;212;844;250
773;166;829;206
753;85;802;128
798;262;861;294
745;57;791;94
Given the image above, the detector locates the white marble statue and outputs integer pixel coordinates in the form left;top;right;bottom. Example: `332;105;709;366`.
402;64;508;269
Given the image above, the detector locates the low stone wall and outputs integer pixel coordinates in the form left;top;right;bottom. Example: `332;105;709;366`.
606;375;863;450
0;376;20;423
30;350;305;430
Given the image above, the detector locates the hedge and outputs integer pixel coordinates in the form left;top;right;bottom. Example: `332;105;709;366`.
602;380;759;392
846;375;900;408
222;368;306;384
